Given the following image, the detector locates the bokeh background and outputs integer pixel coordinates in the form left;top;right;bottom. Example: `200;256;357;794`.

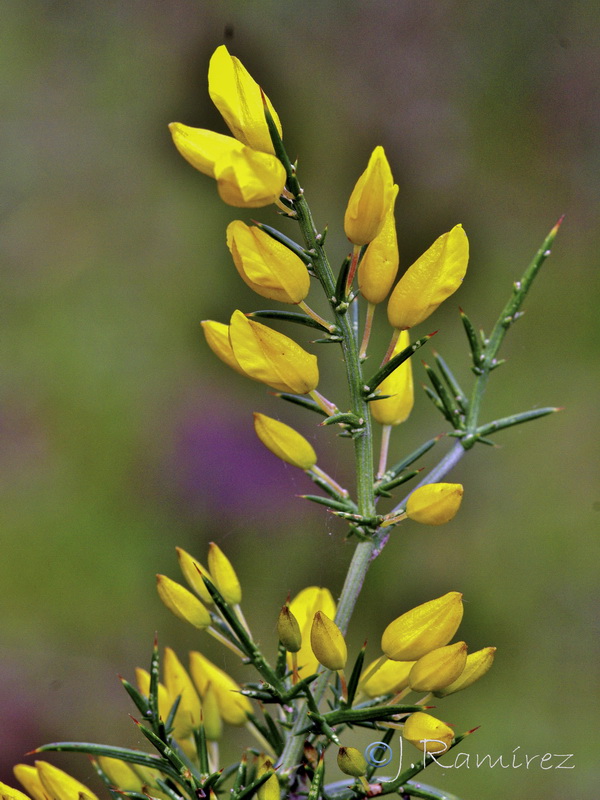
1;1;598;798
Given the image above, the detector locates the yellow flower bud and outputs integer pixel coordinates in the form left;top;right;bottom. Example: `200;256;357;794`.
208;45;282;154
97;758;144;792
387;224;469;330
156;574;211;629
169;124;286;208
337;746;367;778
256;757;279;800
189;650;252;726
202;682;223;740
344;146;395;245
227;221;310;304
358;184;399;304
34;762;99;800
310;611;347;671
163;646;202;738
409;641;468;692
207;542;242;605
405;483;464;525
403;712;454;754
277;603;302;652
201;320;247;377
253;413;317;470
370;330;414;426
381;591;463;661
360;656;414;697
434;646;497;697
229;310;319;394
176;547;213;605
11;766;45;800
135;667;172;722
0;782;30;800
289;586;336;678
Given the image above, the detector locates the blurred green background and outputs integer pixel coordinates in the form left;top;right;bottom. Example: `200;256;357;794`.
1;1;598;798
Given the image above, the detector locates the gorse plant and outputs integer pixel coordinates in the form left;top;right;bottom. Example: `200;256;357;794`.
2;45;562;800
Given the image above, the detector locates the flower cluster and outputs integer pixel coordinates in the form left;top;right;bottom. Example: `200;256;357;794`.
21;42;559;800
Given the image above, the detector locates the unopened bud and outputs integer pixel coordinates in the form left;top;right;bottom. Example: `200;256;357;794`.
434;646;497;697
381;591;463;661
310;611;347;671
360;656;414;697
207;542;242;605
337;746;367;777
277;604;302;652
409;641;468;692
156;574;211;629
254;413;317;470
403;712;454;753
405;483;464;525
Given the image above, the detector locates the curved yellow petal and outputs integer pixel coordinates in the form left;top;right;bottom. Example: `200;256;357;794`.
208;45;282;154
253;413;317;469
370;330;414;426
388;224;469;330
229;310;318;394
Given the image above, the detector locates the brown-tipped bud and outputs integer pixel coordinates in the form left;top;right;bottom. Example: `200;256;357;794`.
310;611;347;671
409;641;468;692
434;646;497;697
277;604;302;652
256;757;279;800
337;746;368;778
381;591;463;661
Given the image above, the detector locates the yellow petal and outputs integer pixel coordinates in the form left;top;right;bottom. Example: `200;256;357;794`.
370;330;414;426
253;413;317;469
202;682;223;741
289;586;336;678
163;646;203;738
201;319;247;377
434;646;497;697
189;650;252;726
256;757;279;800
0;782;31;800
403;712;454;754
12;766;45;800
409;641;468;692
156;574;211;629
176;547;214;604
381;591;463;661
207;542;242;605
387;224;469;330
229;310;319;394
359;656;414;697
208;45;282;154
214;148;286;208
169;124;286;208
135;667;172;722
35;762;99;800
169;124;241;177
344;146;394;246
97;758;143;792
227;221;310;304
310;611;347;671
405;483;464;525
358;184;399;304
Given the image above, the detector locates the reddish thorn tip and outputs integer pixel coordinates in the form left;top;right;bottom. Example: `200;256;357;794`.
466;725;481;735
